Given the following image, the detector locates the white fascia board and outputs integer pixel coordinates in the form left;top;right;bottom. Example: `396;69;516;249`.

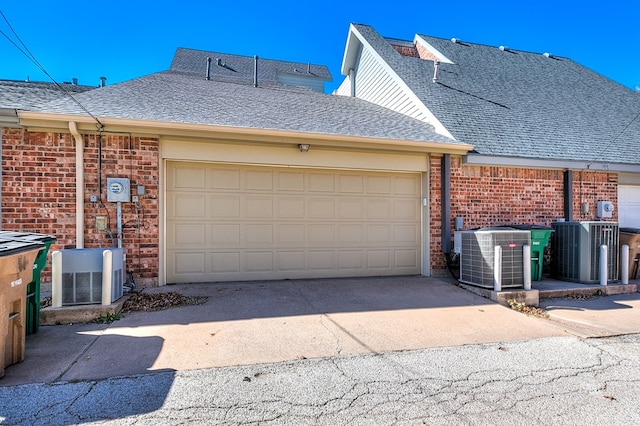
413;35;454;64
464;153;640;173
340;25;362;75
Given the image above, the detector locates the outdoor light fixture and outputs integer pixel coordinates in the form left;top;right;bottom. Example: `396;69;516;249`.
298;144;310;152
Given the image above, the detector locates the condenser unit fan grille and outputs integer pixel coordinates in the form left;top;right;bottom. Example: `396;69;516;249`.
459;230;530;288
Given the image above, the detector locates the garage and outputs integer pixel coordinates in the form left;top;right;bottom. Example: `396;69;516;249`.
166;161;422;283
619;184;640;228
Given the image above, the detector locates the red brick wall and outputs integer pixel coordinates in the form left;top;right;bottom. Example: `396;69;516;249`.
415;43;440;62
391;43;418;57
1;129;159;287
429;155;618;273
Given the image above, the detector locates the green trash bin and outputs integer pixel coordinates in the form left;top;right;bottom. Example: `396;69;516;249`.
508;225;554;281
0;232;56;335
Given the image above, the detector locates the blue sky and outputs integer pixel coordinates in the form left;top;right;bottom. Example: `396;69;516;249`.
1;1;638;93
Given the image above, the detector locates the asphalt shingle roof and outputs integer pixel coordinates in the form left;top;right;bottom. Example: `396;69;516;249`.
171;48;332;83
353;24;640;166
0;79;96;110
33;70;461;145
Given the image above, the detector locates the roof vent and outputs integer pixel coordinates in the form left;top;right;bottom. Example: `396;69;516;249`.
498;45;509;52
99;76;106;87
206;57;212;80
451;38;460;44
253;55;258;88
543;52;553;58
432;60;440;83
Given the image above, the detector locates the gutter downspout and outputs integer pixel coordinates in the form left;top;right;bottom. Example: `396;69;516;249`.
69;122;84;248
563;170;573;222
441;154;451;254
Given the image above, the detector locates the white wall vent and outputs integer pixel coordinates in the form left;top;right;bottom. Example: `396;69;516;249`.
51;248;124;306
551;221;619;283
459;229;530;288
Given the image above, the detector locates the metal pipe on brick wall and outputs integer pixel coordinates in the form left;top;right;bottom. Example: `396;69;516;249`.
69;122;85;248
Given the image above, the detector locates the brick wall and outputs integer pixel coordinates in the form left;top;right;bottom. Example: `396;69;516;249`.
415;43;441;62
429;155;618;273
1;128;159;287
390;43;418;58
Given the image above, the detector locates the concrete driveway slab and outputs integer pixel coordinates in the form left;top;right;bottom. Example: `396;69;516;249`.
540;292;640;337
0;276;592;386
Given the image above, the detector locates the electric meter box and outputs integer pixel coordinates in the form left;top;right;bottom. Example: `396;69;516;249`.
106;178;131;202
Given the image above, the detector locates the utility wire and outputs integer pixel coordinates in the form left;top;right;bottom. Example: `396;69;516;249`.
0;9;104;130
586;109;640;169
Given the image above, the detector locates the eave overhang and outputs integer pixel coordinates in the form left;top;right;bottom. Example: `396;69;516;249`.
18;111;474;156
465;153;640;173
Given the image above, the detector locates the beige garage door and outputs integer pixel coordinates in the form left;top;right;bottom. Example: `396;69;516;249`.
166;162;422;283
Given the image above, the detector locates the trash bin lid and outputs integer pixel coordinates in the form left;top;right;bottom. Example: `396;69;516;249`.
0;238;44;256
506;224;554;230
620;227;640;234
0;231;56;243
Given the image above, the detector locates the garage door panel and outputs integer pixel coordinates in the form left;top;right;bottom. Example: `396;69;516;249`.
172;224;206;246
308;251;335;270
244;224;273;244
367;225;390;243
277;224;305;244
337;199;364;218
173;252;206;274
366;175;391;194
211;225;240;245
395;249;419;268
169;194;206;218
308;224;335;244
366;199;392;219
394;200;420;220
210;196;240;217
339;250;365;270
395;224;419;243
245;197;273;218
171;165;206;189
166;162;421;283
368;250;391;269
309;173;335;192
277;171;305;191
309;198;335;218
395;176;420;195
210;168;240;190
211;252;240;273
338;224;365;243
245;252;274;272
277;198;305;218
338;175;364;193
246;170;273;190
276;251;306;271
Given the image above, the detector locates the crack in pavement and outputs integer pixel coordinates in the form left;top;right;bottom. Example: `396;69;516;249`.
2;335;640;424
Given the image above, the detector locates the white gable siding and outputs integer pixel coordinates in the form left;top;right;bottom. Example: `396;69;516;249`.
334;76;351;96
354;47;428;122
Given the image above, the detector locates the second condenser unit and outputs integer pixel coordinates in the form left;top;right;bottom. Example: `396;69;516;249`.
551;221;619;283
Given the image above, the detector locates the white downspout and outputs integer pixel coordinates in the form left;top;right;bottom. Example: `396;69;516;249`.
69;122;84;248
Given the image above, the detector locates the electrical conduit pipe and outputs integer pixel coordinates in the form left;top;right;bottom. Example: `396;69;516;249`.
68;122;84;248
